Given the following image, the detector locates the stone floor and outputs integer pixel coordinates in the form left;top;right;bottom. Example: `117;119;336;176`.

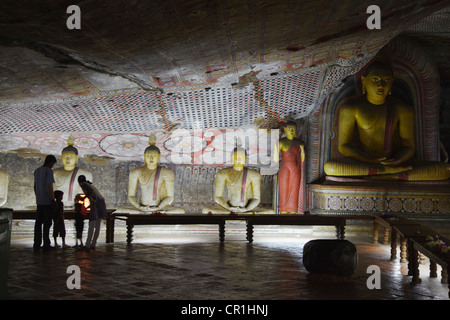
3;222;450;308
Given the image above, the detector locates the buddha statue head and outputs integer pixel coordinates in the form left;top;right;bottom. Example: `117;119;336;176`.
231;146;247;171
144;134;161;170
61;136;79;171
361;61;394;105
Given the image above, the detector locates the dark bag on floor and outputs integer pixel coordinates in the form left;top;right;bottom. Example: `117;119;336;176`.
302;239;358;276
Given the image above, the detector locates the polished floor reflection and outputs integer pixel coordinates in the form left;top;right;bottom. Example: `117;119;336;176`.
5;223;450;300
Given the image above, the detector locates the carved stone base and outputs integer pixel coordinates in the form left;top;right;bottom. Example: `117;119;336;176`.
309;180;450;218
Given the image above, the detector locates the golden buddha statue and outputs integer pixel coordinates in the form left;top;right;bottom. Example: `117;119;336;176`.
54;136;93;206
128;135;184;214
324;61;450;181
274;121;305;213
0;168;8;207
202;146;274;214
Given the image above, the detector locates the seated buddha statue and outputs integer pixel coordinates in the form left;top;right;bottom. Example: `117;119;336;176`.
202;146;274;214
54;136;93;207
0;168;8;207
128;136;184;214
274;121;305;213
324;61;450;181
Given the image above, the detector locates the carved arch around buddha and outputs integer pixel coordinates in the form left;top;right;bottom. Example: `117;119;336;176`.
307;36;441;183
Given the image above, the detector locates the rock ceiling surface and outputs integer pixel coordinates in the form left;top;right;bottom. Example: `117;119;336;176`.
0;0;449;161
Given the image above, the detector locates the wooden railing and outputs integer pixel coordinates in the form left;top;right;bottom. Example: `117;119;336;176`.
374;215;450;298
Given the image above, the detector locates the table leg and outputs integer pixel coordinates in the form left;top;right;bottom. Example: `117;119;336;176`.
400;236;407;263
409;241;421;283
383;227;390;245
219;222;225;242
419;252;426;265
336;225;345;240
430;261;437;278
106;214;114;243
126;224;134;244
390;229;397;260
447;266;450;298
246;221;254;243
373;221;379;244
407;240;413;276
442;267;448;284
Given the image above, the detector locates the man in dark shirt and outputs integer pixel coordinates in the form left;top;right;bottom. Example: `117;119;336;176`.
33;155;57;250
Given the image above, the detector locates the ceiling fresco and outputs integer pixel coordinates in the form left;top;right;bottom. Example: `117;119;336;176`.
0;1;449;161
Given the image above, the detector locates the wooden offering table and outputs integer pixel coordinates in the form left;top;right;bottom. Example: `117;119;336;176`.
13;209;117;243
374;215;422;261
376;214;450;297
111;213;347;244
244;214;346;242
408;235;450;286
393;223;450;286
13;210;80;220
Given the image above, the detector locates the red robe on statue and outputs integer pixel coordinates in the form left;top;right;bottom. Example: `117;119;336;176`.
278;140;303;213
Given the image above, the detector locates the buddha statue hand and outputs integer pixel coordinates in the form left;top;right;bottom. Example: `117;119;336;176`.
136;204;157;212
228;206;249;213
146;205;163;212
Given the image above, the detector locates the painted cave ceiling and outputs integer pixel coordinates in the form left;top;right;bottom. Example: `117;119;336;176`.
0;0;449;162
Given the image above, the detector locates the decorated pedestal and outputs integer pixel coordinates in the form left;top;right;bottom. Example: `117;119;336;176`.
309;179;450;218
305;37;449;219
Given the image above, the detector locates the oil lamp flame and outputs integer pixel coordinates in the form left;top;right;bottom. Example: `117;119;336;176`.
75;194;90;214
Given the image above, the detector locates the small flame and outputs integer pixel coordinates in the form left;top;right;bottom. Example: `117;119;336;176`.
75;194;90;214
83;197;90;208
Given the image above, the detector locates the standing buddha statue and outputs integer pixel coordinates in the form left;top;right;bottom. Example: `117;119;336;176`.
275;121;305;213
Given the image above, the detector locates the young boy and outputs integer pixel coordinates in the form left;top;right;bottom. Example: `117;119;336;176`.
53;190;69;248
74;193;87;248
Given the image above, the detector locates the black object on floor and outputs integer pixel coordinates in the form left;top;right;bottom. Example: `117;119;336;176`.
303;239;358;276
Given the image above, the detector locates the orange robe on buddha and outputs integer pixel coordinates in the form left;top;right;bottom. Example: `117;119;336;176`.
278;140;303;213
